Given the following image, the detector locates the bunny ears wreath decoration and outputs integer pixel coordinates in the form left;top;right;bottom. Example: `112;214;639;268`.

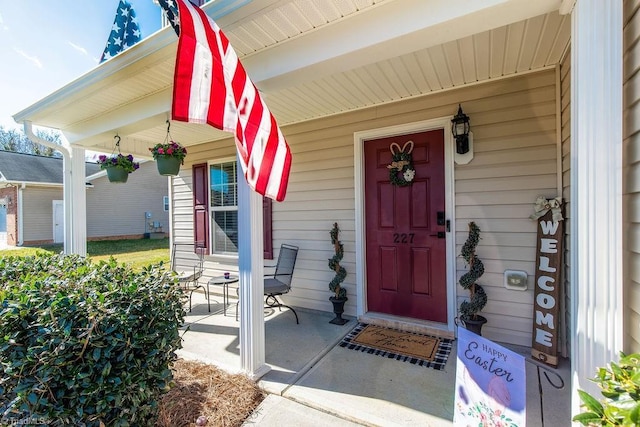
387;140;416;187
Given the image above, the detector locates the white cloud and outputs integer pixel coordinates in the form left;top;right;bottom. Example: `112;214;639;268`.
67;41;88;57
0;12;8;31
13;48;43;69
67;41;101;63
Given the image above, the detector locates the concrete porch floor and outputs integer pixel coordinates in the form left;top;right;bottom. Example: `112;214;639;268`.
179;292;571;426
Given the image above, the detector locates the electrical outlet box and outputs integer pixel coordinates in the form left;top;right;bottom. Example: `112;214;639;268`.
504;270;528;291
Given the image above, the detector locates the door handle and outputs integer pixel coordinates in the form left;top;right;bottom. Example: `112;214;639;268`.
430;232;446;239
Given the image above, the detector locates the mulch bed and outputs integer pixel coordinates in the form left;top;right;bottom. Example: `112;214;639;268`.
157;359;265;427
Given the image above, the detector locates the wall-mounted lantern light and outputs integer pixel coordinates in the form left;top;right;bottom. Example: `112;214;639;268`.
451;104;470;155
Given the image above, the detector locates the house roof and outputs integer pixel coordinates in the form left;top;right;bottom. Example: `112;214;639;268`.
0;150;102;185
12;0;570;157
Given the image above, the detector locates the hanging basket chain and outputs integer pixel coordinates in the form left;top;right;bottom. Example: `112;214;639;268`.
164;119;172;144
111;135;122;157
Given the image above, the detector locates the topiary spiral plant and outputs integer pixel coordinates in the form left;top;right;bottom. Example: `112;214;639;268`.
328;222;347;299
459;221;488;320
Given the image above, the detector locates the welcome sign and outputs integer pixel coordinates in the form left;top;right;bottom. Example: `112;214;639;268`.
530;198;564;367
454;327;526;426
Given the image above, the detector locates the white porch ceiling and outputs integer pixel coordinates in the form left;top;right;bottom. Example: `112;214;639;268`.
13;0;569;157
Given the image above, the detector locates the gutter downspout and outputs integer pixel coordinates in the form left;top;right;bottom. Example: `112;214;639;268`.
23;121;86;256
17;183;24;246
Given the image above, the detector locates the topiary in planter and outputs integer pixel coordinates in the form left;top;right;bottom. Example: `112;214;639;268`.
328;222;347;300
328;223;348;325
459;222;488;332
0;253;186;426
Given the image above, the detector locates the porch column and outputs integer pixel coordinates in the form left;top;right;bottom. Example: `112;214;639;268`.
23;122;86;256
237;158;269;379
69;146;87;256
569;0;623;417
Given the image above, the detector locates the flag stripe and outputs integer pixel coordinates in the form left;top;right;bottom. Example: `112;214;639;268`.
172;3;197;122
171;0;292;201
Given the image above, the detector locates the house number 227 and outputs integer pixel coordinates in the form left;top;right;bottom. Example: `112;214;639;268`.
393;233;415;243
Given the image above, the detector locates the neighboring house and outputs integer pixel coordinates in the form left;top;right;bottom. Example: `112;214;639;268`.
0;151;168;246
11;0;630;417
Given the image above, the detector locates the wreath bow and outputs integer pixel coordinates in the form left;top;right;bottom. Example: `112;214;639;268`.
529;196;563;222
387;141;416;187
388;160;410;170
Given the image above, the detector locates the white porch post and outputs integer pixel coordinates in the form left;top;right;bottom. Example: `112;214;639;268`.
62;155;72;254
237;159;269;379
69;146;87;256
23;122;86;256
569;0;623;417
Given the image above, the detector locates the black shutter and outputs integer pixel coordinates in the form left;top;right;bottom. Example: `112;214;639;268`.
263;197;273;259
192;163;209;252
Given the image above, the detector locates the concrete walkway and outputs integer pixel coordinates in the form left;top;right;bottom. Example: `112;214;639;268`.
179;293;571;426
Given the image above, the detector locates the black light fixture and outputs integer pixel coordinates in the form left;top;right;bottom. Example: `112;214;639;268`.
451;104;470;154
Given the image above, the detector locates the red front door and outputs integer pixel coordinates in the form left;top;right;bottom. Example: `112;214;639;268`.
364;129;447;322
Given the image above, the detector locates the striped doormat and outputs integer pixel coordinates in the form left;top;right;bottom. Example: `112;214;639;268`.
339;323;453;371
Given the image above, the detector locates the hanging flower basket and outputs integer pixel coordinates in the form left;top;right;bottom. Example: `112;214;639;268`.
150;121;187;177
105;166;130;183
154;155;182;176
97;152;140;184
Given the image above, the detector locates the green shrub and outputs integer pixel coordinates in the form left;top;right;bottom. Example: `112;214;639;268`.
0;253;186;426
573;352;640;426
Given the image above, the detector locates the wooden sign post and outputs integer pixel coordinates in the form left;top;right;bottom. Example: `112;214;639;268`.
530;202;563;367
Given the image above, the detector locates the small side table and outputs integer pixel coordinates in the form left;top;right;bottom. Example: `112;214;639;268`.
208;275;239;315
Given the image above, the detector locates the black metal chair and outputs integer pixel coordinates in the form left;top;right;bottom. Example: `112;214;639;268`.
172;242;207;312
236;244;300;323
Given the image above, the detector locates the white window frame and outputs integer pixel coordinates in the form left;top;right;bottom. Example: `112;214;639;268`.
208;158;239;257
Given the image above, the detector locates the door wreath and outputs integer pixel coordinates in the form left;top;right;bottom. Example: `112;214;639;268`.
387;141;416;187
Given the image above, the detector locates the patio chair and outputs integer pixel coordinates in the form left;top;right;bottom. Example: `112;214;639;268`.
236;243;300;324
172;242;207;312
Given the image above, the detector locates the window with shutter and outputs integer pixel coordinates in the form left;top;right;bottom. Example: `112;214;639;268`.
192;161;272;258
210;161;238;254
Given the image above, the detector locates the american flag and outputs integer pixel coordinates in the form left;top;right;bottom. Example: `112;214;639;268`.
158;0;292;202
100;0;141;62
157;0;180;35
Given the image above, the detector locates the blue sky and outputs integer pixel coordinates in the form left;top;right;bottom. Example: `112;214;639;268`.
0;0;163;130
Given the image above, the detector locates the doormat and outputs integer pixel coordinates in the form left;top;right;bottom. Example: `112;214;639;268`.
339;323;453;371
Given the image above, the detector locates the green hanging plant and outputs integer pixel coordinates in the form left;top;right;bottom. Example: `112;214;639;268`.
459;221;487;320
328;222;347;299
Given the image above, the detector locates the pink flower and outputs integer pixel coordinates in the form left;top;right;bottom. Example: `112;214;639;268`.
158;148;165;154
167;148;174;155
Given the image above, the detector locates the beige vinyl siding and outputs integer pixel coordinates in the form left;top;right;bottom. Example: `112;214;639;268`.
173;70;558;346
624;0;640;353
560;49;571;358
453;71;558;346
86;162;169;239
22;186;62;242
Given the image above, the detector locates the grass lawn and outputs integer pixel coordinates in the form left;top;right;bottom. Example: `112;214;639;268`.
0;238;170;270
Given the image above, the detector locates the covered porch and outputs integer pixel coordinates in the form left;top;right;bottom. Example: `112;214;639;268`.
13;0;623;419
183;292;570;426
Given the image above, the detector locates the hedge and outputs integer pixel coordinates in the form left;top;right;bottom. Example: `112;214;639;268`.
0;254;186;426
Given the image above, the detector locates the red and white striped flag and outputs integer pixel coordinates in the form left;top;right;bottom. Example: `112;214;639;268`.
172;0;291;201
